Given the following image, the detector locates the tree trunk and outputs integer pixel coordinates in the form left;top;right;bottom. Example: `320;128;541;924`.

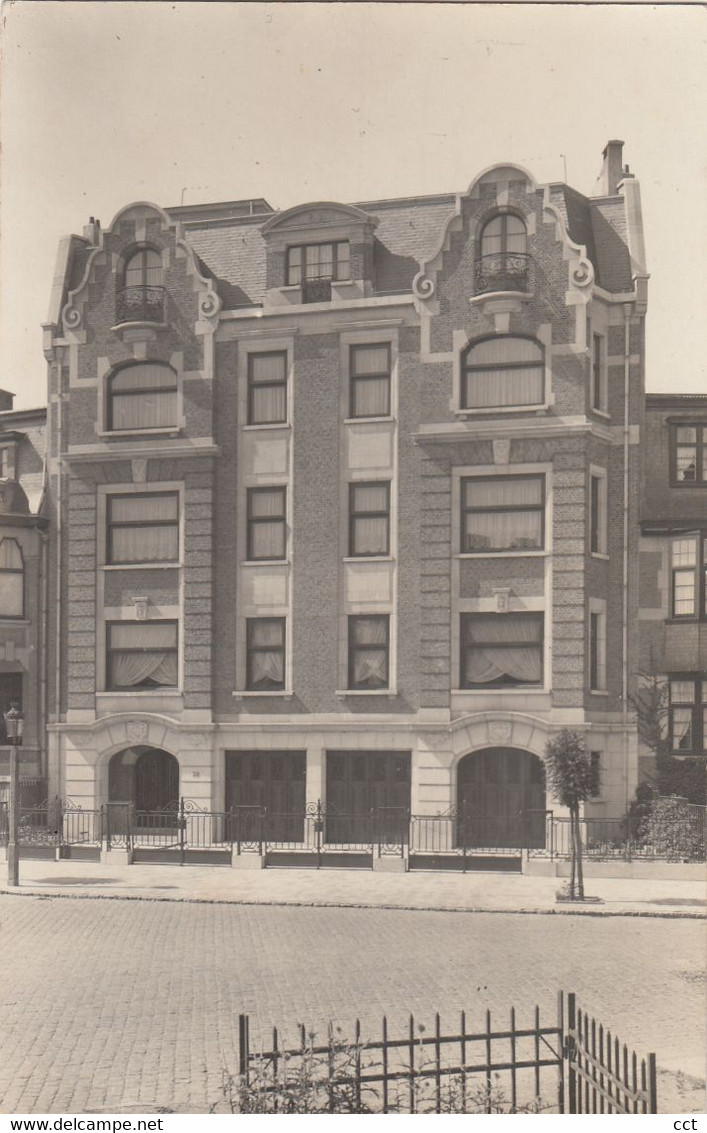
569;811;577;899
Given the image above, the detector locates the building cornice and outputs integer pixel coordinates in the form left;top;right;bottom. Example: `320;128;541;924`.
62;438;219;464
412;416;614;445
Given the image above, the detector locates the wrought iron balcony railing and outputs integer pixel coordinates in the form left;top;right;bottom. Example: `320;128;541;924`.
115;285;166;324
301;278;333;304
475;252;533;296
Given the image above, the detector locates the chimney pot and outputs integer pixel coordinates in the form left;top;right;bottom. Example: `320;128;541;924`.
602;139;625;195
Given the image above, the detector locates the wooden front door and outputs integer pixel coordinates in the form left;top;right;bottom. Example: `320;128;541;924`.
225;751;306;842
326;751;411;844
457;748;546;849
134;749;179;812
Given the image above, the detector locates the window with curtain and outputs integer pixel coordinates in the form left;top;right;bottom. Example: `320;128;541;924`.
480;213;527;258
0;538;24;618
247;487;287;560
672;424;707;484
124;248;163;288
106;621;178;690
107;493;179;565
669;678;706;753
108;364;177;431
461;476;544;553
462;336;544;410
349;482;390;556
246;618;286;691
348;615;389;689
349;344;391;419
247;352;288;425
461;613;543;687
286;242;350;285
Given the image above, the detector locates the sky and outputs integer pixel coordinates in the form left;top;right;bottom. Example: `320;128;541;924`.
1;1;706;409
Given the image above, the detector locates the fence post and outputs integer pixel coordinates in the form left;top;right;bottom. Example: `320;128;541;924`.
316;798;323;870
102;805;108;852
179;797;186;866
557;990;565;1113
128;803;134;857
647;1052;657;1114
566;992;577;1114
238;1014;250;1082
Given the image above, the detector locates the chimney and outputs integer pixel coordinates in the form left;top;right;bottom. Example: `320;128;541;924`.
82;216;101;243
601;140;624;196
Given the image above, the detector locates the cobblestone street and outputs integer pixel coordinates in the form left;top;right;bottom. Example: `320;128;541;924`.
0;894;703;1114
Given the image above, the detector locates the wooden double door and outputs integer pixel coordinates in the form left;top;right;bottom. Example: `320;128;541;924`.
457;747;546;849
108;747;179;813
225;751;306;842
326;751;411;844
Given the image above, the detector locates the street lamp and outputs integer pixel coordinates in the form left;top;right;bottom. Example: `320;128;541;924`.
3;701;24;887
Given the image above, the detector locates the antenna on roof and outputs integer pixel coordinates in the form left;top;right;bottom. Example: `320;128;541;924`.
180;186;208;206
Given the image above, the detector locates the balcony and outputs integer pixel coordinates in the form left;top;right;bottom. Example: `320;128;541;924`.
475;253;533;297
301;278;333;304
115;285;166;325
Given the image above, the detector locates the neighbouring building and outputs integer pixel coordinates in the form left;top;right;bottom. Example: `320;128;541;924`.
39;140;649;857
638;393;707;801
0;393;48;798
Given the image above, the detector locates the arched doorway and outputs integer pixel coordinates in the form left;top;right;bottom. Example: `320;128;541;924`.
108;746;179;812
456;747;546;848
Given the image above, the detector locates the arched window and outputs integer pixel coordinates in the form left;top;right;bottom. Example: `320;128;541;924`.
117;248;165;323
462;336;544;410
480;213;527;258
124;248;163;289
108;363;178;432
0;538;24;618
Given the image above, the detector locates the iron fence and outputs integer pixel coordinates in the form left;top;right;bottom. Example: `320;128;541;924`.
237;991;656;1114
115;285;165;324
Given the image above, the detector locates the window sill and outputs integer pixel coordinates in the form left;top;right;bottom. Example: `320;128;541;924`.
98;689;182;697
96;427;181;439
102;562;181;571
590;407;610;421
669;481;707;489
0;617;29;625
343;556;394;564
452;687;547;694
588;689;609;697
110;321;169;333
240;560;290;568
232;690;293;698
455;405;548;417
457;550;546;559
344;417;395;425
335;689;398;698
590;552;610;562
241;422;291;432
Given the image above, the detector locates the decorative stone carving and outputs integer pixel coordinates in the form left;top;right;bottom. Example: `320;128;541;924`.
126;721;149;743
132;596;148;620
200;290;221;318
412;271;435;300
63;305;82;330
419;731;451;751
571;258;594;288
488;721;512;744
493;439;511;465
131;459;148;483
492;587;511;612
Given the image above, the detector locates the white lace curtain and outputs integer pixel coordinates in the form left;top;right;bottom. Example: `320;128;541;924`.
249;490;285;559
464;615;542;684
110;365;177;430
351;346;390;417
352;484;388;554
250;354;286;423
464;337;543;409
110;495;178;563
352;617;388;686
249;621;285;686
464;478;542;551
110;623;178;688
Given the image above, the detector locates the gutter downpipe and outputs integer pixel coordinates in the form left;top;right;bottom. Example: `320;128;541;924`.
622;302;631;813
39;527;49;782
53;363;64;801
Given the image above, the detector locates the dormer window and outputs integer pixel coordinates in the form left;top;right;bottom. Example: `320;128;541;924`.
108;363;177;432
286;241;351;302
116;247;165;324
476;213;530;294
461;335;544;410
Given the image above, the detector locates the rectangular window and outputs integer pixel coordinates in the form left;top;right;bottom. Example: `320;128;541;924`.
669;678;706;754
672;424;707;484
108;364;177;431
246;487;287;561
247;352;287;426
348;615;390;690
349;482;390;557
286;241;350;286
589;472;608;555
349;344;391;419
589;608;606;691
0;538;24;618
106;621;178;690
462;337;544;410
460;613;544;688
0;672;23;742
246;618;286;691
671;535;699;617
591;334;607;412
107;493;179;565
461;476;544;553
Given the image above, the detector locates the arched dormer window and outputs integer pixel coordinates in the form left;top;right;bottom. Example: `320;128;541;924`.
477;213;530;294
462;335;544;411
116;248;165;324
0;538;24;618
108;363;178;432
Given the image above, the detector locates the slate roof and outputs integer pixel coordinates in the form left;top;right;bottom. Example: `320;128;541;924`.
548;184;633;292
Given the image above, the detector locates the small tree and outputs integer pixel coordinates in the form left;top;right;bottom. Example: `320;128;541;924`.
544;730;598;900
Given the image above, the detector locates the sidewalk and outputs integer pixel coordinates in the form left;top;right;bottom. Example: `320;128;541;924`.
1;856;705;916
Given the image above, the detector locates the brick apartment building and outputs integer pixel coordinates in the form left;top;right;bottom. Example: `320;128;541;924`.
37;140;651;852
0;392;48;794
638;393;707;798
